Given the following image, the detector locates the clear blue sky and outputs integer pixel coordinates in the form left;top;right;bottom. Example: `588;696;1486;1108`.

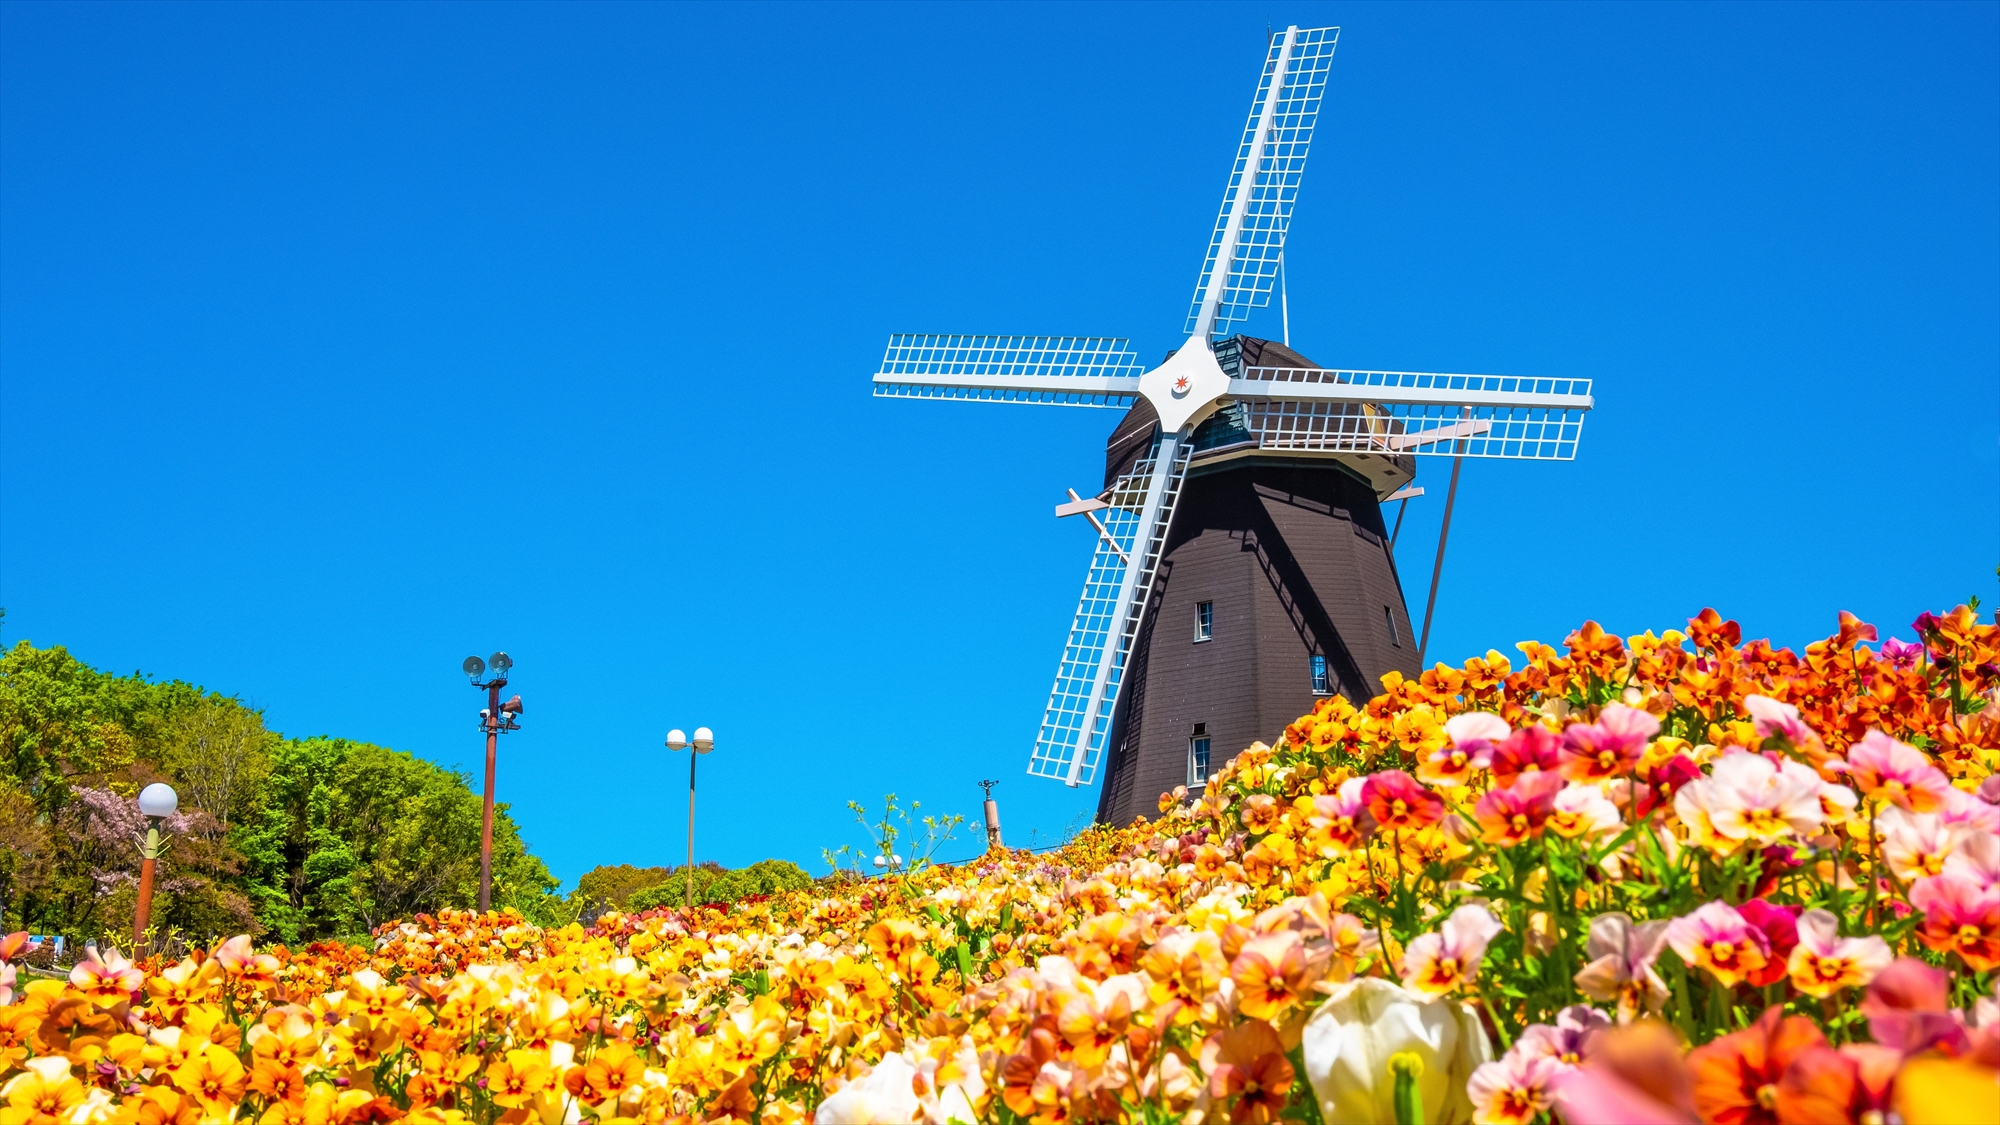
3;2;1994;885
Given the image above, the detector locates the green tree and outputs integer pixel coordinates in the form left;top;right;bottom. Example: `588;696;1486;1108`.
573;864;676;911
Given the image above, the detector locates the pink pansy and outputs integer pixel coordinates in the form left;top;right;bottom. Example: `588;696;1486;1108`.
1675;751;1824;852
1466;1052;1562;1125
1877;806;1969;882
1862;957;1971;1057
1558;704;1659;783
1473;772;1566;847
1737;898;1802;988
1427;712;1510;787
1665;901;1772;988
1742;694;1820;751
1445;711;1510;761
1940;787;2000;834
1816;778;1859;825
1878;637;1923;670
1840;730;1952;813
0;961;13;1008
1572;912;1671;1022
1979;775;2000;805
1944;830;2000;889
1400;903;1503;997
1547;784;1623;839
1489;724;1562;787
1786;907;1893;997
1514;1006;1611;1069
69;944;144;1004
1908;873;2000;972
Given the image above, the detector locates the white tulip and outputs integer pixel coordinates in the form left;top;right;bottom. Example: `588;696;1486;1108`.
1302;977;1493;1124
814;1053;923;1124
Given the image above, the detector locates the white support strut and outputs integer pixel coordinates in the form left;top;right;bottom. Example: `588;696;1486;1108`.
1191;26;1297;341
1063;427;1185;786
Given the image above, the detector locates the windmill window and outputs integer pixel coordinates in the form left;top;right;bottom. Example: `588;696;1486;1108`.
1386;606;1400;646
1311;654;1332;695
1188;724;1212;786
1194;602;1213;643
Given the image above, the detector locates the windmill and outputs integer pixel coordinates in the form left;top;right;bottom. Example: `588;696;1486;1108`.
872;26;1594;823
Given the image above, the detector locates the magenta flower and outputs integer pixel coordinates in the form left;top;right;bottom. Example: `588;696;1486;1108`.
1879;637;1923;670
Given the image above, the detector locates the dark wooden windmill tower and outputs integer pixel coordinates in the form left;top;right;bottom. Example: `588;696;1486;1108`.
870;25;1595;822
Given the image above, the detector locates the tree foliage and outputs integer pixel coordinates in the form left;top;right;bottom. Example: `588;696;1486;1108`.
624;859;813;912
0;638;559;945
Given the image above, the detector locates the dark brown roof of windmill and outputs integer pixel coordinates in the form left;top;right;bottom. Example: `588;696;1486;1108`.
1102;335;1329;488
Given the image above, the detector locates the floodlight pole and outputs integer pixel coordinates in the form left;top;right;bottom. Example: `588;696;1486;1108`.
464;660;519;914
479;677;501;912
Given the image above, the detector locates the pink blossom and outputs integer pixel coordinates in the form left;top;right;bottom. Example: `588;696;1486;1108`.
1573;912;1670;1022
1444;711;1511;764
1665;901;1772;988
1840;730;1952;813
1742;694;1820;751
1674;751;1824;852
1400;903;1503;997
1944;830;2000;889
69;944;143;1003
1558;704;1659;783
1909;873;2000;971
1786;908;1893;997
1878;806;1969;882
1467;1052;1562;1125
1514;1006;1611;1069
1489;725;1562;787
1547;784;1623;839
1473;772;1565;847
1940;787;2000;835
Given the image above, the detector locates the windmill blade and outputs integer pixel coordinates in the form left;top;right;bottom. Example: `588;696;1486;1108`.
1227;366;1596;460
1186;26;1341;339
1029;428;1193;787
873;334;1144;408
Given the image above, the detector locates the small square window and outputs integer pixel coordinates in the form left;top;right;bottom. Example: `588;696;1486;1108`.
1194;601;1213;643
1188;725;1212;786
1311;654;1332;695
1386;606;1400;647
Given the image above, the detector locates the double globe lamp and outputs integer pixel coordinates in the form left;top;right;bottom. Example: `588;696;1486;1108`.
665;727;714;911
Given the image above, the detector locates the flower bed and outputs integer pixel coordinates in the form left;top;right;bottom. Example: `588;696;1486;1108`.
1;607;1996;1124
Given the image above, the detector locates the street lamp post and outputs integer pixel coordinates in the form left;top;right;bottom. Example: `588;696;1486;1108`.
463;653;523;913
133;783;178;950
664;727;715;911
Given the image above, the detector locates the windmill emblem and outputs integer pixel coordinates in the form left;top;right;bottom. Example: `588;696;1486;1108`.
873;26;1594;819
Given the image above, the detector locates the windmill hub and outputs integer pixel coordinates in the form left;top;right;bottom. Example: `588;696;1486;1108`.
1139;337;1230;432
871;25;1597;820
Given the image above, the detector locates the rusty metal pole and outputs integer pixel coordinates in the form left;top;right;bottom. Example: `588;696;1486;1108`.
479;679;499;913
132;847;158;950
1417;447;1466;669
